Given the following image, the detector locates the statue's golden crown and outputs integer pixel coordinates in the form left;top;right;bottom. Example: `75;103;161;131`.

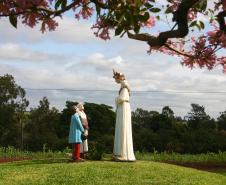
113;69;125;80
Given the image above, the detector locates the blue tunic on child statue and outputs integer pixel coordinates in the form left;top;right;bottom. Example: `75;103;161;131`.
69;113;84;143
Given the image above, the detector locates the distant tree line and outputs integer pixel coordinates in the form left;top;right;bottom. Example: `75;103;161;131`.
1;74;226;154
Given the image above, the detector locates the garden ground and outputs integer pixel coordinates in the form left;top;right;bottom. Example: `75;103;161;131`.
1;159;226;185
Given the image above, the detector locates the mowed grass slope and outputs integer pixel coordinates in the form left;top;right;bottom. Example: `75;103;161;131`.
0;160;226;185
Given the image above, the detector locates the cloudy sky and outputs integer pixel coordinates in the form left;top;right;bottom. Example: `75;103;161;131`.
0;13;226;119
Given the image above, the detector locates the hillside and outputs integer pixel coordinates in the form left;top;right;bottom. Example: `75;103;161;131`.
0;160;226;185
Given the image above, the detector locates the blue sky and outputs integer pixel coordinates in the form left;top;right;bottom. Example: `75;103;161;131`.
0;8;226;119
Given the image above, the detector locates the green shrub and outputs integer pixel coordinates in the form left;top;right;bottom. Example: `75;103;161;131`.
87;141;104;160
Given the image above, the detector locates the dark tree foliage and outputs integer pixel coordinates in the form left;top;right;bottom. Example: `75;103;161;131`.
162;106;174;119
83;103;115;153
24;97;61;151
0;74;29;148
132;104;226;154
186;103;216;130
57;101;78;148
217;110;226;131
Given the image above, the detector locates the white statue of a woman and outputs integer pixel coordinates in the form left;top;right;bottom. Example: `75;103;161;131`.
112;69;136;162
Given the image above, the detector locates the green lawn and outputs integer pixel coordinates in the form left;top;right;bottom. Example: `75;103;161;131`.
135;151;226;164
0;160;226;185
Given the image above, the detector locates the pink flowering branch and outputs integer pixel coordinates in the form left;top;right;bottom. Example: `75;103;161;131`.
127;0;201;47
164;43;191;58
0;1;79;18
181;30;226;72
0;0;225;72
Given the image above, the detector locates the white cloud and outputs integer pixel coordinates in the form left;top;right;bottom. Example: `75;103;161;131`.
82;53;123;71
0;43;66;62
2;48;226;119
0;17;100;44
47;18;100;43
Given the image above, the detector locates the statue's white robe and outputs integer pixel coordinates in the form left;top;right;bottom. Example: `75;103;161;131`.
113;85;136;161
79;111;88;153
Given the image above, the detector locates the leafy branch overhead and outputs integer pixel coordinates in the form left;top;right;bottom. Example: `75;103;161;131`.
0;0;226;72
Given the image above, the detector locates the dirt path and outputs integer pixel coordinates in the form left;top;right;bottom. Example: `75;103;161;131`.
0;157;32;163
165;161;226;171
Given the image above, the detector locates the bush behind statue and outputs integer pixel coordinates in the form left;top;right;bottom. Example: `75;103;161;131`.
87;140;105;160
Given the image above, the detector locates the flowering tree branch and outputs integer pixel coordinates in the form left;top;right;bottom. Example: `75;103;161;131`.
0;1;79;17
0;0;225;72
127;0;200;47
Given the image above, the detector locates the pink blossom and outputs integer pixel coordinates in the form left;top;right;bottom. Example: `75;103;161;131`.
16;0;48;9
144;16;155;28
22;13;38;28
168;0;180;12
207;30;226;48
217;57;226;73
0;2;11;14
92;19;111;40
82;7;93;19
191;36;196;43
75;6;93;20
187;10;197;21
75;14;80;19
181;35;217;70
40;18;58;33
80;0;89;3
207;30;217;37
98;28;110;40
219;34;226;47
